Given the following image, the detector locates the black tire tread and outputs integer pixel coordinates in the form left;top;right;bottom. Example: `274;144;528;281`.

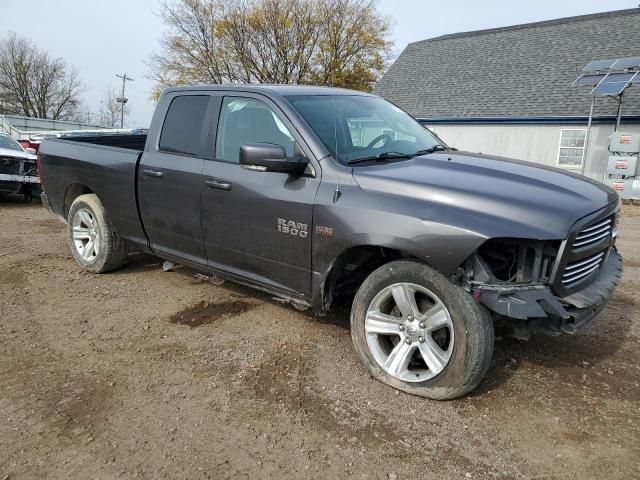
350;259;494;400
67;194;128;273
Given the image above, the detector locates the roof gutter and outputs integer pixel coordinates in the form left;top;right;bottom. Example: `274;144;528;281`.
417;115;640;126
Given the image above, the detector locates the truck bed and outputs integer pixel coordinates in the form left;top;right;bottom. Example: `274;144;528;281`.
61;134;148;151
38;134;149;247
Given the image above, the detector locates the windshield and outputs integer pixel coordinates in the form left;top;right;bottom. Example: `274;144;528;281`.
0;134;24;152
286;95;444;164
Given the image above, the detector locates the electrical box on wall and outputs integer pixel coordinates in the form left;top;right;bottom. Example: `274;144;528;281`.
605;178;633;199
607;133;640;200
607;155;638;176
609;132;640;154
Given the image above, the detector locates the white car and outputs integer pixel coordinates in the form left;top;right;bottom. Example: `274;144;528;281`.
0;133;40;201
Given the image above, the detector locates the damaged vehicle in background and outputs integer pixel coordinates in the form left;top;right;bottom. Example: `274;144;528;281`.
37;85;623;400
0;133;40;201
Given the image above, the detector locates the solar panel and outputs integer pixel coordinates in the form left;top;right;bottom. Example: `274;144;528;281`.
611;57;640;70
591;72;638;95
573;74;606;86
602;72;637;83
592;81;631;95
577;58;640;95
583;59;617;72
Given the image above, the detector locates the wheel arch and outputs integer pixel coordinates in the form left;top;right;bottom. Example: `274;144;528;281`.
312;225;487;315
315;244;422;314
63;183;94;218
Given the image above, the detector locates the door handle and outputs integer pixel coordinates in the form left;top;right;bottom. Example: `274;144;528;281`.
143;169;164;178
205;178;232;191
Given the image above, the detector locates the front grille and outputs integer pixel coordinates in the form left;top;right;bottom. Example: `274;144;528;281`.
562;251;606;287
553;207;618;295
572;217;613;250
0;156;21;176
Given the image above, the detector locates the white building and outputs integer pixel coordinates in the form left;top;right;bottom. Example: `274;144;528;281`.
375;8;640;183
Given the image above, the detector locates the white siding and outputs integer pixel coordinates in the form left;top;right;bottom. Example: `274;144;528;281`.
428;123;640;182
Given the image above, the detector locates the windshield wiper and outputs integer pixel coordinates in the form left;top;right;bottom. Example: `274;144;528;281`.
346;145;455;165
410;144;450;157
347;151;413;165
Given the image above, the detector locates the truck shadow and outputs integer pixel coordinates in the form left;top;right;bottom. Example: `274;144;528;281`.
119;252;355;327
117;252;636;400
117;252;165;274
0;192;41;205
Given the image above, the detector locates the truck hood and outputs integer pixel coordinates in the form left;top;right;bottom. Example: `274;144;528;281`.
0;147;36;160
351;151;618;239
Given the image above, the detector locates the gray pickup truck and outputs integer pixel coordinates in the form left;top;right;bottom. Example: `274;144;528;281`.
38;85;622;399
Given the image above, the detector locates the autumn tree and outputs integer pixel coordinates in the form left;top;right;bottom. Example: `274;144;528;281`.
310;0;390;91
149;0;392;98
0;32;83;120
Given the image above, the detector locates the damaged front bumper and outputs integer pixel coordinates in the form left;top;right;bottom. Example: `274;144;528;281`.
0;173;40;184
474;249;623;336
0;154;40;195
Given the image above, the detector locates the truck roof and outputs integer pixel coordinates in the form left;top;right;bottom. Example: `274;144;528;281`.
162;84;375;97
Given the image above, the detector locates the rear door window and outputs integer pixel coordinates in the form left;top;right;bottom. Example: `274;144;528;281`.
159;95;211;157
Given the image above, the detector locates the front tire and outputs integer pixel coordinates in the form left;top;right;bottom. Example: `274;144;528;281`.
67;194;128;273
351;260;494;400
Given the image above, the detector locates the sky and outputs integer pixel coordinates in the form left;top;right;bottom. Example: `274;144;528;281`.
0;0;637;127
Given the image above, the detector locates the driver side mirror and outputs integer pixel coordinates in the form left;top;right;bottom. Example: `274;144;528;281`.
239;143;308;175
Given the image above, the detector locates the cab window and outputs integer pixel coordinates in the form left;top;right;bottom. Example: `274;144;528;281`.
159;95;210;157
215;97;295;163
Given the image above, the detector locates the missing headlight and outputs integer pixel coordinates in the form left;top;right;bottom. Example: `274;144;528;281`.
471;239;560;285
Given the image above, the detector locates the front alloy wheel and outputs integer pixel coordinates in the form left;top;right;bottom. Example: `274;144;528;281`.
365;283;454;382
351;260;494;400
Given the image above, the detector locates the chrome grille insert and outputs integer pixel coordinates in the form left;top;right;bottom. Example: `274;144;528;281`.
573;218;612;249
562;251;606;286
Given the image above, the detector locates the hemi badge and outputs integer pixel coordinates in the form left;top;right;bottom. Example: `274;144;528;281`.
315;225;333;237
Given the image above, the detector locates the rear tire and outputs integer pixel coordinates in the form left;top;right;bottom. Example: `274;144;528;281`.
67;194;128;273
351;260;494;400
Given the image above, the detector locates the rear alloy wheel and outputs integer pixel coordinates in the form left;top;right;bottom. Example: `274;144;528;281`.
67;194;128;273
71;207;101;262
351;260;494;400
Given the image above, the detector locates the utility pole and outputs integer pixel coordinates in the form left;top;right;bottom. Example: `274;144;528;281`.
115;73;134;129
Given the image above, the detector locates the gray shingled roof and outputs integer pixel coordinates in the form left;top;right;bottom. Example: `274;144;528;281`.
375;9;640;119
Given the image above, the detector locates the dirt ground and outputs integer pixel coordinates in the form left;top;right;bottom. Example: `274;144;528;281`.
1;195;639;480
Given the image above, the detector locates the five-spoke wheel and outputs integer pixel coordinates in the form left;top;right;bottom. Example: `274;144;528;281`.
365;283;454;382
351;260;494;400
71;207;100;262
67;194;128;273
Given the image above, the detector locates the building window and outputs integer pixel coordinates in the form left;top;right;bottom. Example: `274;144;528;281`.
557;129;586;167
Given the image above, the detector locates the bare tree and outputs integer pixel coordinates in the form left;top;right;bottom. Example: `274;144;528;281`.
98;88;130;127
0;32;83;120
149;0;392;97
